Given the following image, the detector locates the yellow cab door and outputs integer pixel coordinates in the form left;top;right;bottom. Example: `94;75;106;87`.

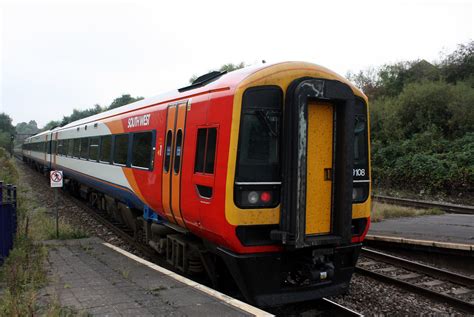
305;101;334;235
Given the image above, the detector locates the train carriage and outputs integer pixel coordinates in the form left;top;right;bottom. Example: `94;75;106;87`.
22;61;371;306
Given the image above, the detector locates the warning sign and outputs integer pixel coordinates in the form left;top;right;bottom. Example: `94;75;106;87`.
50;170;63;188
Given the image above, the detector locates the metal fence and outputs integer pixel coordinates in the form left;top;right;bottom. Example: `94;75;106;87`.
0;182;17;266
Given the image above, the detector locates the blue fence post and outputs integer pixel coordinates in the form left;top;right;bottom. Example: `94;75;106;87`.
0;181;5;265
13;186;17;236
0;181;17;266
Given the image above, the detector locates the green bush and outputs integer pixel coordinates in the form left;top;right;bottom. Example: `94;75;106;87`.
372;131;474;194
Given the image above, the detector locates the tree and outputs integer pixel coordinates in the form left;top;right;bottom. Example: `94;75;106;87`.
60;104;103;126
16;120;39;135
108;94;144;110
189;62;246;84
0;113;15;135
346;67;380;99
0;113;14;149
42;120;62;131
439;41;474;84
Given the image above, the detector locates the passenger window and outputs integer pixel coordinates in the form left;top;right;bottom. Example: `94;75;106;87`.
62;140;66;156
173;130;183;174
73;139;80;157
113;134;129;165
89;137;99;161
67;139;74;157
100;135;112;163
194;127;217;174
132;132;153;169
57;140;63;155
164;130;172;173
80;138;89;159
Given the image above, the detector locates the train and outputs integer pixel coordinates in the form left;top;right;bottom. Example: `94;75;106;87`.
22;61;371;306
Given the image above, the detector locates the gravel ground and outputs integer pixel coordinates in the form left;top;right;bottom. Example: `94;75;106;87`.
17;161;469;316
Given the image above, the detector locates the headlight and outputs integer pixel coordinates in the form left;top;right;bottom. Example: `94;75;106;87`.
247;191;259;204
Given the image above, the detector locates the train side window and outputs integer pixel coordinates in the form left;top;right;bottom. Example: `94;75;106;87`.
89;137;99;161
194;129;206;173
173;130;183;174
51;141;56;155
205;128;217;174
57;140;63;155
164;130;172;173
131;132;153;169
73;139;80;158
113;134;129;165
67;139;74;157
80;138;89;159
100;135;112;163
194;127;217;174
63;139;68;156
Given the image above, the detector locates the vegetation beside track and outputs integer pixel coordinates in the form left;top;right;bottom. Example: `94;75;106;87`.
0;149;86;316
371;202;443;222
349;41;473;200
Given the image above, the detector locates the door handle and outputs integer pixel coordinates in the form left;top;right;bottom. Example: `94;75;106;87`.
324;168;332;181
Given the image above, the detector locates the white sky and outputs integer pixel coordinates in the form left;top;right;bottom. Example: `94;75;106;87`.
1;0;472;127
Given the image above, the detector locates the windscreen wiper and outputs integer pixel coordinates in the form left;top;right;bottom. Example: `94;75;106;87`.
256;110;279;137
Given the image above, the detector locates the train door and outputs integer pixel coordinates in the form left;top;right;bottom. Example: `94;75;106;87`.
162;101;188;228
306;101;333;235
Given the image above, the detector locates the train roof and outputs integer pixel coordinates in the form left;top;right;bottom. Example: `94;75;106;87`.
25;61;365;142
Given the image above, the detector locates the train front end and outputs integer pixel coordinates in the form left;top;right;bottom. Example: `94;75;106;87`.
221;62;371;306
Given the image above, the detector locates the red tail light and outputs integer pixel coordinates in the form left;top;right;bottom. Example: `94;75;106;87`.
260;191;272;203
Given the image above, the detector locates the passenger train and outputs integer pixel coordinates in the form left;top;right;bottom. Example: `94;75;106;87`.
22;62;371;306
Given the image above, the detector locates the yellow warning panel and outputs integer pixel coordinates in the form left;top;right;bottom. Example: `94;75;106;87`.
306;101;334;235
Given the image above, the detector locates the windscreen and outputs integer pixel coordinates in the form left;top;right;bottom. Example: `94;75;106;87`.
235;86;282;182
353;98;370;203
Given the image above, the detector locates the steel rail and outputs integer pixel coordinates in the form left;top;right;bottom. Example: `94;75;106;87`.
361;248;474;288
373;195;474;214
356;267;474;313
357;249;474;313
321;298;364;317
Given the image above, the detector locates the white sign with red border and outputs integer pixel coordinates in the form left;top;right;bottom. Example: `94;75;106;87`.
50;170;63;188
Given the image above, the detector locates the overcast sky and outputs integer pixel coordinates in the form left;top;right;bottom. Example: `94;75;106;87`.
1;0;472;127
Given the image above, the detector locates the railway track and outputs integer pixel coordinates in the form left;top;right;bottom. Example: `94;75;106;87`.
357;248;474;313
373;195;474;214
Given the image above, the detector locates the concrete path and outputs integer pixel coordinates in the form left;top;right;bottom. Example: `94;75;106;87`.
369;214;474;245
41;238;268;317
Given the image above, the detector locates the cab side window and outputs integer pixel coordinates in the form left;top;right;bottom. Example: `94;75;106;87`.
194;128;217;174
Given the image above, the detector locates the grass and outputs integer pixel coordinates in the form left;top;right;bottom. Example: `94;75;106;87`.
27;207;88;241
0;237;47;316
371;202;444;222
0;150;87;315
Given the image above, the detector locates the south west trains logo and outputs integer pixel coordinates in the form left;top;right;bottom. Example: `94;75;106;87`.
127;114;151;128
